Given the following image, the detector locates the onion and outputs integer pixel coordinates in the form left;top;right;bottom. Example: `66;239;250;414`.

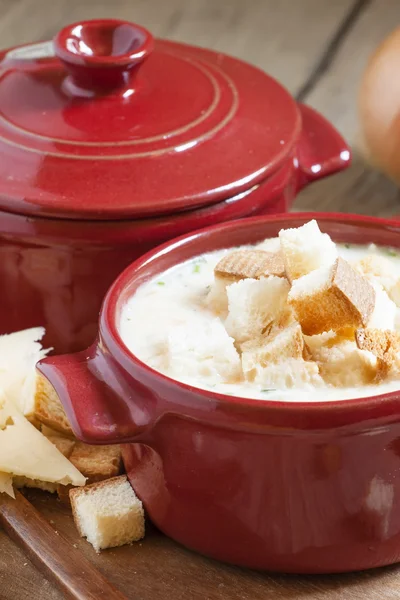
359;27;400;185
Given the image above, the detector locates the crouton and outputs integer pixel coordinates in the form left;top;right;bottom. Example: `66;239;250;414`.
206;276;234;315
208;249;285;314
354;254;400;309
225;276;290;344
257;237;282;253
33;373;73;437
279;220;338;281
215;249;286;280
70;476;144;552
241;323;304;381
355;328;400;378
46;435;75;458
368;281;397;331
311;339;377;387
165;318;242;383
69;443;122;483
249;358;323;389
288;258;376;335
58;442;123;505
41;424;72;438
354;254;396;288
355;328;400;358
390;282;400;307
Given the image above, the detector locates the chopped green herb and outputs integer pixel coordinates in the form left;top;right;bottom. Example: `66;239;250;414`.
386;249;398;257
344;243;351;249
261;388;276;393
157;281;165;286
192;257;206;273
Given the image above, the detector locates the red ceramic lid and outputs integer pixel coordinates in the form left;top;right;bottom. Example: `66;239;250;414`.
0;19;301;220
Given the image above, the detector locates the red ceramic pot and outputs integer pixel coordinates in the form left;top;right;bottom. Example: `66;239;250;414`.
0;19;350;353
38;213;400;574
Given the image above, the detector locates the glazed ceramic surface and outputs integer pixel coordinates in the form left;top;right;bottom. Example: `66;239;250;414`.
0;19;350;351
38;213;400;574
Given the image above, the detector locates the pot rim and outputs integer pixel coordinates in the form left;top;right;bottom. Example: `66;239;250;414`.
101;211;400;421
0;169;292;248
0;171;274;224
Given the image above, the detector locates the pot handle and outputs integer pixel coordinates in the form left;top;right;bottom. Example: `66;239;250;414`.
295;103;351;190
37;347;156;444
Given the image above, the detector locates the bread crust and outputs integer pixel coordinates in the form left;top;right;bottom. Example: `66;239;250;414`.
241;323;307;381
355;328;400;378
215;249;286;280
69;475;134;540
290;258;376;335
34;374;73;437
69;442;122;483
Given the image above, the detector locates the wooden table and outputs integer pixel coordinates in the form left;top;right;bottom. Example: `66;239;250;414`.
1;0;400;598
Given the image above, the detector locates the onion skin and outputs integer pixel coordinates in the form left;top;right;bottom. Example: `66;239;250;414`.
359;27;400;185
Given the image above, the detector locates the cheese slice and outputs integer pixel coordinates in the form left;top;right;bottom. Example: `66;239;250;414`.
0;327;50;416
0;397;85;487
0;472;14;498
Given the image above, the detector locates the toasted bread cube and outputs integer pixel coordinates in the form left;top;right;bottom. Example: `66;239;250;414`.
41;424;71;438
166;318;242;383
390;282;400;308
354;254;400;309
250;358;323;389
354;255;396;288
69;443;122;483
241;323;304;381
279;220;338;281
288;258;376;335
208;249;285;314
225;276;290;345
70;476;145;552
206;275;235;315
368;282;397;330
355;328;400;359
313;340;377;387
355;328;400;378
58;442;122;506
303;331;337;353
57;484;73;505
215;249;285;280
46;435;75;458
33;374;73;437
257;237;282;253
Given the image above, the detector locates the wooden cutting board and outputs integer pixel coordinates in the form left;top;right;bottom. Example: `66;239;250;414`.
1;490;400;600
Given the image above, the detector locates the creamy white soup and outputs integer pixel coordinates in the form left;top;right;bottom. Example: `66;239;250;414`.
119;221;400;402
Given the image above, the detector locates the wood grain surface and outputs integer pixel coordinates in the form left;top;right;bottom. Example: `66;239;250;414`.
0;491;128;600
1;1;400;598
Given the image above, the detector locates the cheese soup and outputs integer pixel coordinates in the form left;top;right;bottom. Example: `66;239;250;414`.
119;222;400;402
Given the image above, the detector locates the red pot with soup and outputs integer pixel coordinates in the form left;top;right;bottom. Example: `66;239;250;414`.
0;19;349;353
38;213;400;573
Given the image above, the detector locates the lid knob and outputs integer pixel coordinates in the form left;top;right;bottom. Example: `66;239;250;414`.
54;19;154;94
